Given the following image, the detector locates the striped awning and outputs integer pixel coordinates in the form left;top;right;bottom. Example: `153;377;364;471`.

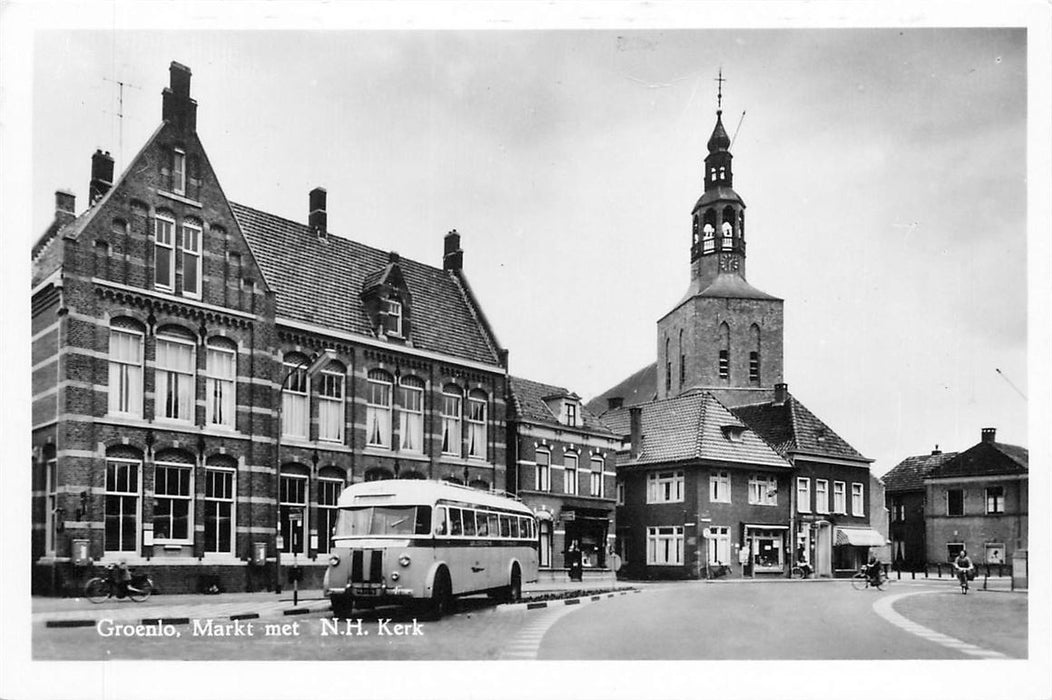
835;527;887;547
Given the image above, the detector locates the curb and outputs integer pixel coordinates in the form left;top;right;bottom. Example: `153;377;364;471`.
43;603;333;629
497;588;642;613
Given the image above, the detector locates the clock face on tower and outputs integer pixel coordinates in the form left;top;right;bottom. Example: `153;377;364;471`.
720;255;739;272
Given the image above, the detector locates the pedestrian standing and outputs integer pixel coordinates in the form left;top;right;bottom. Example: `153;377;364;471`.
738;543;751;577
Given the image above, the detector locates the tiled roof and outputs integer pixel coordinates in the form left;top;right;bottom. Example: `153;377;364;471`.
231;203;502;366
584;362;657;415
731;392;870;463
928;441;1028;480
507;376;615;436
605;392;790;469
881;451;959;492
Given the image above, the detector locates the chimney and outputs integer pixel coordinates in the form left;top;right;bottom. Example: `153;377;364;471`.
773;383;788;406
628;406;643;459
161;61;197;131
309;187;327;238
607;397;624;411
981;427;996;443
931;444;942;455
89;150;114;205
388;251;400;264
443;229;463;271
55;190;76;222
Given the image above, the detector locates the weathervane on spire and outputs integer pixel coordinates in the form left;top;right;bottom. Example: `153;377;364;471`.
715;67;725;113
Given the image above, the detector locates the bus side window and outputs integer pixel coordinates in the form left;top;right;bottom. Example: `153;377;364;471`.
499;515;511;538
462;510;477;537
416;506;433;535
510;517;520;538
476;511;489;537
487;513;500;538
434;507;448;536
518;517;529;539
449;508;463;536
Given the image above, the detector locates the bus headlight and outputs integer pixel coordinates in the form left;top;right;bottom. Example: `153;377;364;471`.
328;556;340;567
398;555;411;567
390;572;400;581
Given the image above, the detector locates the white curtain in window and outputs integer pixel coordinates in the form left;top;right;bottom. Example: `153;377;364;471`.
206;346;235;427
467;393;487;459
108;329;142;415
318;372;344;442
398;378;424;452
367;375;392;448
155;338;195;421
441;390;462;455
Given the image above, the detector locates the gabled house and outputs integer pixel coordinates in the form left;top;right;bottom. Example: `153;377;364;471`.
507;377;619;576
882;447;958;569
31;61;508;595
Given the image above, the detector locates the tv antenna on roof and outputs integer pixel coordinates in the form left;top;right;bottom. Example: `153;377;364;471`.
103;76;142;170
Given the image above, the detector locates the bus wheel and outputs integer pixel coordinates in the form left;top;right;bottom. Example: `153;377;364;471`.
503;564;522;603
331;594;354;619
424;568;453;620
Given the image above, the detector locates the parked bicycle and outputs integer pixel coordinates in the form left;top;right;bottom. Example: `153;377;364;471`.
790;563;813;579
850;566;889;591
84;563;154;603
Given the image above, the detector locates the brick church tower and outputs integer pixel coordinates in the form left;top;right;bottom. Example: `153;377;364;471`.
656;83;784;403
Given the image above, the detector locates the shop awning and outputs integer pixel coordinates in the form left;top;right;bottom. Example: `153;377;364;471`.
744;523;789;530
835;527;887;547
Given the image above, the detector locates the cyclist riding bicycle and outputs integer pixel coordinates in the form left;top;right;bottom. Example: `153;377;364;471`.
953;550;974;592
864;554;883;587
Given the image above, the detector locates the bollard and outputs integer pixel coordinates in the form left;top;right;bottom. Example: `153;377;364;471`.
936;563;941;578
911;567;915;580
924;563;928;579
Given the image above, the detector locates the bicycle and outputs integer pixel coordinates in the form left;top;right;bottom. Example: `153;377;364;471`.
954;565;973;595
84;564;154;603
850;567;889;591
790;564;812;579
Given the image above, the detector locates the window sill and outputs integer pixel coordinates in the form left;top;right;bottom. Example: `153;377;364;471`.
158;190;203;208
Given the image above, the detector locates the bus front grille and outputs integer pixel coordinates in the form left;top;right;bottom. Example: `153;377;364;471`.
350;549;384;584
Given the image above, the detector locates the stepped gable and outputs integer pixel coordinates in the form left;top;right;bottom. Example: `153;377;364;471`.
231;202;501;366
507;376;614;435
882;451;959;492
928;440;1028;480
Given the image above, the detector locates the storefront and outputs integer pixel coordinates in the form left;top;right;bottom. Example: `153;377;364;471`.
743;524;789;574
833;526;887;575
563;509;611;568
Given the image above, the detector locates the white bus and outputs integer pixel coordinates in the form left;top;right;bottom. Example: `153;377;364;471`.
323;480;539;618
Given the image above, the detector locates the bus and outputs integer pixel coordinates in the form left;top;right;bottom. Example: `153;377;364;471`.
323;479;539;618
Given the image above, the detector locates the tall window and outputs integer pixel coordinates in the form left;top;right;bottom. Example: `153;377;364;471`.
467;390;488;459
647;526;684;565
647;471;684;503
384;299;403;336
718;323;730;380
154;215;175;291
108;327;143;417
563;452;578;495
155;335;195;422
679;329;686;388
181;222;202;298
719;350;730;379
45;459;58;553
665;337;671;392
154;461;192;543
203;465;234;554
946;489;964;516
702;223;716;253
748;475;778;506
441;385;463;456
710;471;731;503
749;351;760;383
535;449;551;491
279;472;308;554
565;402;578;427
616;481;625;505
851;483;864;516
366;370;393;448
892;499;906;522
815;479;829;514
721;221;733;249
590;457;604;497
104;458;139;553
398;376;424;453
282;357;309;439
172;149;186;195
708;526;731;565
205;342;235;428
797;477;811;513
986;486;1005;514
833;481;846;514
317;475;343;554
318;370;345;443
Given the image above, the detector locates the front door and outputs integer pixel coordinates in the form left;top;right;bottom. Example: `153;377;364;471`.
815;523;832;577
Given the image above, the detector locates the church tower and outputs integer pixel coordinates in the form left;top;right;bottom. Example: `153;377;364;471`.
656;73;784;403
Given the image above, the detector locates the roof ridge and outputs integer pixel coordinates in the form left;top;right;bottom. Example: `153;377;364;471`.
447;271;502;365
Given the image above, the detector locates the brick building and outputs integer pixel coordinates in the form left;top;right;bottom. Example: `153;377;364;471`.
589;100;879;579
31;62;507;595
506;377;619;577
882;448;958;569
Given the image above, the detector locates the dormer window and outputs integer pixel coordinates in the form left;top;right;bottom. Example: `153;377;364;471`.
721;425;746;442
172;149;186;195
384;299;403;336
565;402;578;427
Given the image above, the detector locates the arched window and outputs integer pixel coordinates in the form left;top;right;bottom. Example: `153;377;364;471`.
718;322;731;380
679;329;686;388
398;375;425;453
282;352;310;439
155;326;196;423
366;369;393;448
105;446;142;553
721;221;734;250
467;389;488;460
719;166;726;180
108;318;144;417
204;455;236;554
318;362;346;443
750;325;761;384
365;467;393;482
441;384;463;457
665;337;671;392
153;449;195;544
206;337;236;429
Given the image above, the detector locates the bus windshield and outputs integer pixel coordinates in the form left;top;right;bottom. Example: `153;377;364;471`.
334;505;432;537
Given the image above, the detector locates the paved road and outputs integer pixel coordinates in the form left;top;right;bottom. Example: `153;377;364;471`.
537;580;1026;660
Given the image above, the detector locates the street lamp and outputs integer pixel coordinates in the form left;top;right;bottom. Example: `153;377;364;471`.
274;349;338;594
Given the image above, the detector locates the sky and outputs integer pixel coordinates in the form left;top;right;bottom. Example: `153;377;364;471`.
24;23;1029;475
2;3;1050;700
